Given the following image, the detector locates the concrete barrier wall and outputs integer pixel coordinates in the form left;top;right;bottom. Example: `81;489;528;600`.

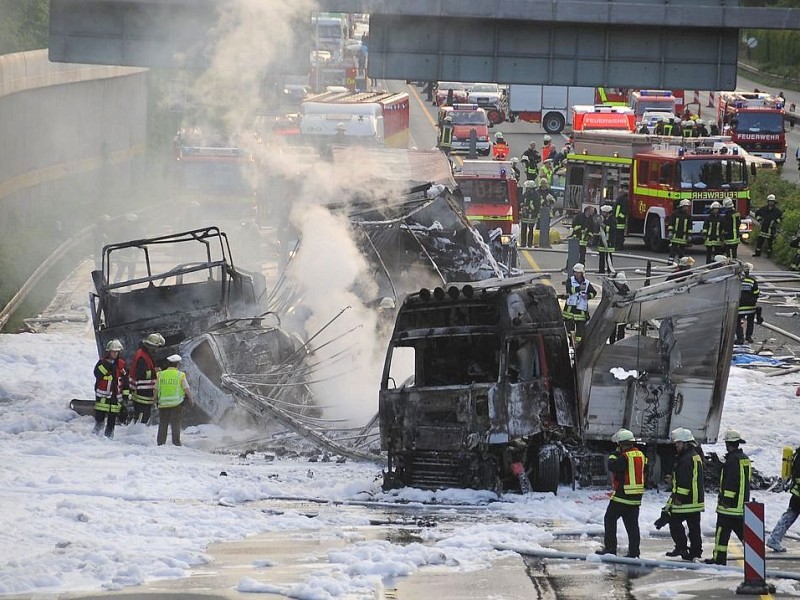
0;50;149;311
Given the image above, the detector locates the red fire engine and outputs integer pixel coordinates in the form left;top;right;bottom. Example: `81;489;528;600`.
629;90;680;123
437;104;492;156
455;160;518;267
717;92;787;165
565;131;751;251
572;105;636;133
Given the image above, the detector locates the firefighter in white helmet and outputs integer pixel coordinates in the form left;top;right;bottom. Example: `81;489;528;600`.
668;199;692;264
596;429;645;558
562;263;597;345
754;194;782;258
155;354;194;446
129;332;166;425
721;197;741;260
735;263;759;344
541;134;554;161
703;201;724;265
664;428;705;561
93;339;130;439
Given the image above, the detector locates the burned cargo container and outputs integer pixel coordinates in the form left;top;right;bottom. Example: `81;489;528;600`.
379;275;577;493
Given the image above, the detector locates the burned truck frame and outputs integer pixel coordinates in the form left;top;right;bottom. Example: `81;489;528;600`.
379;263;742;493
379;275;577;492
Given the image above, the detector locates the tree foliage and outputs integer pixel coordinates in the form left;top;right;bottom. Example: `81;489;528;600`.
0;0;49;55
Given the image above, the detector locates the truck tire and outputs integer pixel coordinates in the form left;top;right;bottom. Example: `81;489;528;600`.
645;215;668;252
487;109;504;125
542;112;565;135
531;444;560;494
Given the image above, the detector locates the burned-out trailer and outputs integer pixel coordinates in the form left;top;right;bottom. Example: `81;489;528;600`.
379;263;742;493
379;275;577;493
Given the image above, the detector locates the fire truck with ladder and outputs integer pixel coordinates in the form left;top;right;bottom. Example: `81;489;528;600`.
454;159;518;269
565;131;751;251
717;91;787;165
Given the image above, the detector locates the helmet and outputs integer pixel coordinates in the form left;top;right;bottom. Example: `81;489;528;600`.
105;339;124;352
612;428;636;443
166;354;182;363
444;115;453;123
379;297;396;310
722;197;734;208
678;256;695;267
600;204;613;213
743;262;753;273
543;134;551;142
724;429;746;444
713;254;728;263
573;263;585;273
710;201;722;210
539;178;548;186
523;180;537;189
510;156;519;164
143;333;165;348
494;132;505;140
767;194;776;203
520;155;529;163
529;141;537;147
670;427;695;443
614;272;627;284
679;199;691;207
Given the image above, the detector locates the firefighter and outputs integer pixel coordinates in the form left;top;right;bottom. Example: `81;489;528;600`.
129;332;165;425
155;354;195;447
536;178;556;249
702;201;724;264
608;272;630;344
666;256;696;282
753;194;782;258
539;158;555;186
705;429;751;565
736;263;760;345
667;199;692;263
696;119;710;137
93;339;130;439
665;427;705;561
571;205;597;264
767;444;800;553
519;180;540;248
721;197;741;260
613;192;627;251
492;132;509;160
522;141;541;171
541;134;553;162
437;116;454;157
510;156;521;180
597;204;616;275
562;263;597;345
790;227;800;271
596;429;646;558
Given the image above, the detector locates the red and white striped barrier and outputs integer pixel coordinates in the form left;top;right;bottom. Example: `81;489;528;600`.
708;90;716;108
694;89;700;106
738;502;776;595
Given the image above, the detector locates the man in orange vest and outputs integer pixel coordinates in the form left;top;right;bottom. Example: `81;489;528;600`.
596;428;646;558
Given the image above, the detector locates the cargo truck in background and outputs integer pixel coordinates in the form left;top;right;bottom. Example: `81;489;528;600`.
507;85;595;134
299;90;410;148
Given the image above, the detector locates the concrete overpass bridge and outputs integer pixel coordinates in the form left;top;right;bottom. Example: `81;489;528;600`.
50;0;800;90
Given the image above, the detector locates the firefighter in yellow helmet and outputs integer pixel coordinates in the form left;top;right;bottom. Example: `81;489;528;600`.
155;354;194;446
93;339;130;439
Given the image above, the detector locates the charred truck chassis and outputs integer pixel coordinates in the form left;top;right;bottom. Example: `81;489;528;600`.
379;276;578;493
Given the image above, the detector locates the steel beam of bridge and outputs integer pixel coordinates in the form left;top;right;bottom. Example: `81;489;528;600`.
50;0;800;89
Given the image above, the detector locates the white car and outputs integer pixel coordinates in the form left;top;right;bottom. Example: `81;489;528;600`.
467;83;507;125
639;110;674;133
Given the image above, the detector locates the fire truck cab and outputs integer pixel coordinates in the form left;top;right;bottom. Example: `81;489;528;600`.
565;131;751;251
717;92;787;165
455;159;518;268
629;90;678;122
438;104;492;156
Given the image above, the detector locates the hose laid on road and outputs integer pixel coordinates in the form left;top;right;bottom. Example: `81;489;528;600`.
500;546;800;581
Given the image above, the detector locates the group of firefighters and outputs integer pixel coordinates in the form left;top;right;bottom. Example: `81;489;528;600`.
597;426;800;564
92;333;194;445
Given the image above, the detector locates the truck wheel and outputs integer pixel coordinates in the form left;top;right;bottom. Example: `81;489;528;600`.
645;216;668;252
531;444;560;494
543;112;565;134
487;109;504;125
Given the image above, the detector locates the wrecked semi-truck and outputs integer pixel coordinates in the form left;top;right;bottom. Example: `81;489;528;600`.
379;263;742;492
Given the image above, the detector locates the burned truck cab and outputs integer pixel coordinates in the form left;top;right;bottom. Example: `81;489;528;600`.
379;275;577;493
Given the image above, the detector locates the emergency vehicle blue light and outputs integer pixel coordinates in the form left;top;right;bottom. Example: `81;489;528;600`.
678;147;686;156
500;168;507;179
639;90;672;97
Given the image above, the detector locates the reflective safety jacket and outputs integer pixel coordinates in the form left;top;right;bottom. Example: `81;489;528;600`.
722;210;742;246
130;347;158;405
438;124;453;150
716;448;751;517
669;445;705;514
738;276;760;315
93;354;129;413
668;210;692;245
755;205;782;239
520;189;540;223
563;276;597;321
156;367;188;408
790;447;800;499
610;446;646;505
703;212;724;248
614;199;627;231
598;216;617;253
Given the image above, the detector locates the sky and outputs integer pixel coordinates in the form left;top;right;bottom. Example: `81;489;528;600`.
1;332;800;598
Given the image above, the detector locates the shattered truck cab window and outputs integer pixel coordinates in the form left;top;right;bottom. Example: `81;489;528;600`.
418;335;500;386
